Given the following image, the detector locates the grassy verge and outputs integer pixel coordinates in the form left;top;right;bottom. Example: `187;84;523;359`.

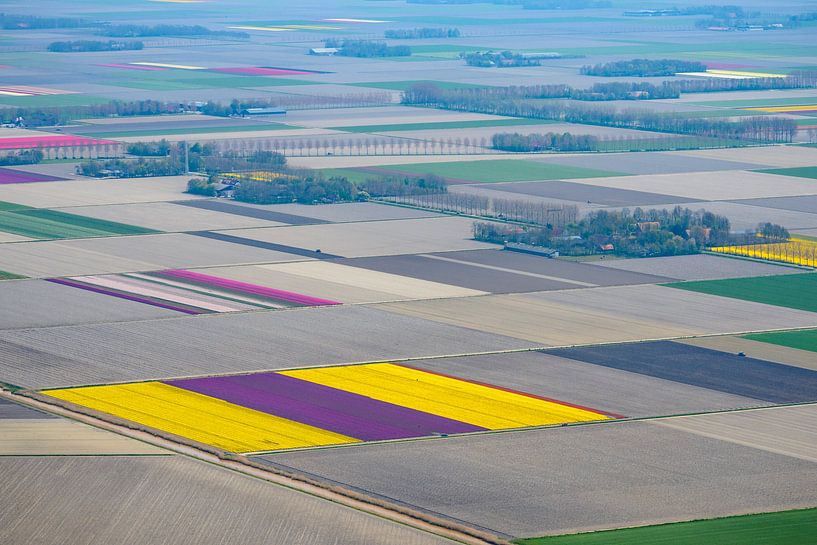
516;508;817;545
743;328;817;353
666;272;817;313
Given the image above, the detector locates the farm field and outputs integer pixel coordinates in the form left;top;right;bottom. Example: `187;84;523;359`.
374;284;817;346
517;508;817;545
261;420;817;538
2;0;817;542
334;118;551;133
590;254;807;281
44;363;613;453
758;166;817;180
0;456;455;545
0;305;533;389
372;159;627;183
668;273;817;313
744;329;817;354
0;208;156;240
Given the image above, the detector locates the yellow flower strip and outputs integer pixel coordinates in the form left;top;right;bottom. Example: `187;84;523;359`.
744;105;817;113
710;241;817;267
281;363;609;430
44;382;359;453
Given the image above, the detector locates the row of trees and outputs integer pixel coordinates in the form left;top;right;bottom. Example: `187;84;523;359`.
474;207;735;258
0;149;43;166
580;59;707;77
324;39;411;57
0;13;86;29
402;83;798;142
492;132;598;152
402;76;817;105
463;51;540;68
96;24;249;39
47;40;143;52
384;28;460;39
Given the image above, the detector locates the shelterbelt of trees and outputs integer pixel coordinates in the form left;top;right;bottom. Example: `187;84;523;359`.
403;83;799;142
47;40;143;52
324;39;411;57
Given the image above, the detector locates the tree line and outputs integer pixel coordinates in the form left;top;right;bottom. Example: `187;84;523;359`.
402;76;817;105
324;39;410;57
463;51;541;68
492;132;598;152
401;83;798;142
384;28;460;39
580;59;707;77
47;40;143;52
96;24;249;40
474;207;734;258
0;149;43;166
0;13;86;29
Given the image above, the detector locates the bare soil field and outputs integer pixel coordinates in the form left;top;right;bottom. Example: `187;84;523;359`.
214;216;497;258
260;420;817;538
590;254;806;281
654;404;817;463
0;279;177;330
374;284;817;346
408;351;763;418
675;146;817;168
0;417;169;455
56;202;288;232
0;176;199;208
0;305;534;389
677;336;817;372
567;170;817;201
549;341;817;404
0;456;456;545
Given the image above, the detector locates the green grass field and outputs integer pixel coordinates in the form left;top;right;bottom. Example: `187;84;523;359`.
0;201;31;212
743;329;817;353
757;166;817;180
0;270;25;280
516;508;817;545
0;94;111;107
81;124;292;139
0;209;157;240
666;273;817;313
375;159;627;183
349;80;489;91
332;118;554;133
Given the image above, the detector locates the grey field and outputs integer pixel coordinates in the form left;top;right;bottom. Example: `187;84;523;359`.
344;248;671;293
590;253;808;281
0;305;535;389
530;152;767;175
483;180;696;207
260;421;817;538
0;279;178;330
407;351;765;418
0;456;456;545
